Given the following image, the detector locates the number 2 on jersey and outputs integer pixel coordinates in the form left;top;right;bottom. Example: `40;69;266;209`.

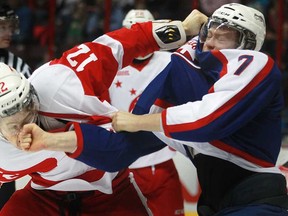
0;82;8;93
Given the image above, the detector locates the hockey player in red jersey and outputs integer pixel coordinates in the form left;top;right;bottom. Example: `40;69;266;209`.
0;10;207;215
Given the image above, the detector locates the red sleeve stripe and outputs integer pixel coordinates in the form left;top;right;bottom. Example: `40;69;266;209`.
66;122;83;159
208;50;228;93
214;50;229;78
154;98;173;109
210;140;274;167
162;110;171;137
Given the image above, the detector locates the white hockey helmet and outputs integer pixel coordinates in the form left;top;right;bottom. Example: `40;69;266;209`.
122;9;155;29
200;3;266;51
0;63;38;117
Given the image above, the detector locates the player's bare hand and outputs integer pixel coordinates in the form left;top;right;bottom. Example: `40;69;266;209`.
18;124;77;153
182;9;208;36
17;123;48;151
112;111;141;132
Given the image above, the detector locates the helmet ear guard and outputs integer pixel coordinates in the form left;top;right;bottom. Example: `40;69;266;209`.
242;30;256;50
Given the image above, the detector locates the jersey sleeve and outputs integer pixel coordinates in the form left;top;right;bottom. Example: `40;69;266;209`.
48;22;159;101
161;50;283;142
66;123;166;172
106;22;159;67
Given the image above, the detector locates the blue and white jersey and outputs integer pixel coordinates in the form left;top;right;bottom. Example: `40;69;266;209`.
73;36;283;175
151;47;283;173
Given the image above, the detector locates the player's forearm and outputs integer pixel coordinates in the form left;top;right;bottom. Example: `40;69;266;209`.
112;111;162;132
136;113;162;132
18;124;77;153
67;123;166;171
46;131;77;153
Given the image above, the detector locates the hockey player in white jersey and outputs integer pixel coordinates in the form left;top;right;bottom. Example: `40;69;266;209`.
0;11;207;215
109;9;184;215
0;3;32;209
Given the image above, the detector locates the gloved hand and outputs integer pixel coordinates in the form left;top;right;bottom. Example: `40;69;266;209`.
151;9;207;50
152;20;186;50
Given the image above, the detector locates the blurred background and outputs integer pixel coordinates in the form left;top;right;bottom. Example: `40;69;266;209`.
6;0;288;141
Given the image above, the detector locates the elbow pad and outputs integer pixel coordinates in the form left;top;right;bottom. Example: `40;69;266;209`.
152;20;186;50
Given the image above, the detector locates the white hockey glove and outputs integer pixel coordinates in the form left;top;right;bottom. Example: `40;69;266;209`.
152;20;186;50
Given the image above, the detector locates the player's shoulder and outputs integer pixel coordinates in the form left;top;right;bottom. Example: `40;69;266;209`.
217;49;275;70
29;61;80;89
153;50;172;58
219;49;270;61
171;36;198;64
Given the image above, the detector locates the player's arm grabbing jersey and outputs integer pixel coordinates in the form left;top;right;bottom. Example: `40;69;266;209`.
62;49;283;173
55;37;212;171
109;51;176;168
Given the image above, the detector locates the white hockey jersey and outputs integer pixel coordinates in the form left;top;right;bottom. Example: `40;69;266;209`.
109;51;175;168
0;22;160;192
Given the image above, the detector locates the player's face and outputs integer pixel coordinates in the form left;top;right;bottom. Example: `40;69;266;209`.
0;110;38;146
202;26;240;51
0;21;14;48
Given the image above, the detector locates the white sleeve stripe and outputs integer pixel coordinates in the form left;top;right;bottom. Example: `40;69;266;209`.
174;52;201;69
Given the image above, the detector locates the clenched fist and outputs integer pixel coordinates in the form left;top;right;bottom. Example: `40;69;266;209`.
182;9;208;36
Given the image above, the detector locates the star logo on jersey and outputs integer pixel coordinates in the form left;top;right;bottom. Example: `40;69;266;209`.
130;88;136;95
115;80;122;88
